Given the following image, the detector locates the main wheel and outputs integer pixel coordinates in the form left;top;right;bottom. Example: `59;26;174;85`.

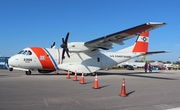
25;71;31;75
84;73;88;76
71;72;75;75
91;72;96;76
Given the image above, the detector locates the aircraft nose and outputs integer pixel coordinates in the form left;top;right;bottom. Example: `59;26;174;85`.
8;57;14;68
8;57;12;65
8;56;17;67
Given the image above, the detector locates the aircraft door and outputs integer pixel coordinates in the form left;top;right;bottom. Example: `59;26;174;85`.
100;53;107;69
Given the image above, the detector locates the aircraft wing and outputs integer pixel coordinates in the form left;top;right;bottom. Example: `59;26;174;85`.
58;63;100;73
84;22;166;50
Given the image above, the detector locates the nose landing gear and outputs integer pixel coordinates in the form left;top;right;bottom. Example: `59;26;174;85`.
9;68;13;71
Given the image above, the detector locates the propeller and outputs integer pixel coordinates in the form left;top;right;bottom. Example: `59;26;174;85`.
61;32;70;59
51;42;56;48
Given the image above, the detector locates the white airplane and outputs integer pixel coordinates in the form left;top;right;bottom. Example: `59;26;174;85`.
6;22;167;75
150;61;164;67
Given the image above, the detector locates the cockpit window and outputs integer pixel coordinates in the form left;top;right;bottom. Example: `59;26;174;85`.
26;50;32;55
18;50;24;54
18;50;32;55
22;50;27;55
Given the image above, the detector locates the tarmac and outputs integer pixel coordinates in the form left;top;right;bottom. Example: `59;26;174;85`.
0;69;180;110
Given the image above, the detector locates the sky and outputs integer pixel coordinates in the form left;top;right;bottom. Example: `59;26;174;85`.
0;0;180;62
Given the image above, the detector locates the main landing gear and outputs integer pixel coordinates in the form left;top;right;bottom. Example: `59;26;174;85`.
25;70;31;75
84;73;96;76
71;72;96;76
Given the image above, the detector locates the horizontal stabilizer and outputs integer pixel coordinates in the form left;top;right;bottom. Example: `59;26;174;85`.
144;51;169;55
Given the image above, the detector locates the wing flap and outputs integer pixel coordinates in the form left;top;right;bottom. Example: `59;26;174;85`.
84;22;166;50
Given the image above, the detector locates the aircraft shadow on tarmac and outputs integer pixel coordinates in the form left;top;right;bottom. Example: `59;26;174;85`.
0;75;9;78
0;75;8;77
29;71;177;80
96;71;177;80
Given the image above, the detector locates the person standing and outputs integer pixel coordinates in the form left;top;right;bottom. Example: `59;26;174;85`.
149;63;152;73
144;62;148;73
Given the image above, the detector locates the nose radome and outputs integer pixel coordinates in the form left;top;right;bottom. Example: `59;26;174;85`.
8;56;18;67
8;57;13;66
7;57;14;71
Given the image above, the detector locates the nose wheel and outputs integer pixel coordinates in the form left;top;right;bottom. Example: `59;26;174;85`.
25;70;31;75
9;68;13;71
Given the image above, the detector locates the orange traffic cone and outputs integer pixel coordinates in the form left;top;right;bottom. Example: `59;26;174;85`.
93;74;99;89
73;71;78;81
80;72;85;84
119;78;127;97
66;70;71;79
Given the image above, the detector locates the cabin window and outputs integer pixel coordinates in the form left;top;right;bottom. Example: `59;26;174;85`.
97;57;100;62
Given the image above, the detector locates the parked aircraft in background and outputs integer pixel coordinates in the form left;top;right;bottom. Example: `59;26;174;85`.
6;22;167;75
0;57;10;69
118;60;165;69
117;61;145;68
149;61;164;67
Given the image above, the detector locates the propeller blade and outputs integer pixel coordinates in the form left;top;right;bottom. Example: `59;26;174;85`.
61;38;66;48
62;38;65;44
65;32;69;43
61;32;70;61
52;42;55;46
60;44;64;48
62;49;65;59
65;49;70;58
51;42;55;48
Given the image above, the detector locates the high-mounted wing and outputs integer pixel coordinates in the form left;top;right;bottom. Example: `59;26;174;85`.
84;22;166;50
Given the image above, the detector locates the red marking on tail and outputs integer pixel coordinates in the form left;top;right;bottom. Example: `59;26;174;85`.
140;31;149;37
132;32;149;52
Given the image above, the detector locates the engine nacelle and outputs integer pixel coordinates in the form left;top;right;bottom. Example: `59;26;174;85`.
68;42;92;52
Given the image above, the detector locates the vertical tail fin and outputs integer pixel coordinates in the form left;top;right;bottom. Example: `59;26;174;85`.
132;31;149;52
